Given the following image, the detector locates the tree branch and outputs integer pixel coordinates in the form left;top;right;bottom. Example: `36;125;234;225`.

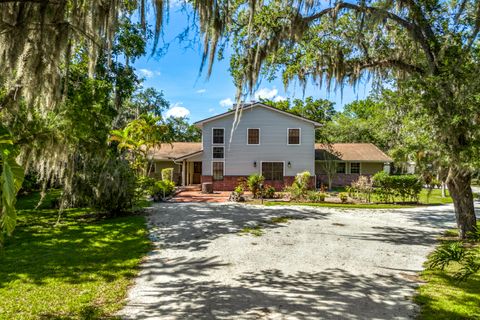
303;2;436;73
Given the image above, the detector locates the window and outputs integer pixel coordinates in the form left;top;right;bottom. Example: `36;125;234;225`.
262;162;284;181
212;146;224;159
288;128;300;145
350;162;360;174
247;128;260;145
212;128;224;144
212;162;224;181
336;162;346;174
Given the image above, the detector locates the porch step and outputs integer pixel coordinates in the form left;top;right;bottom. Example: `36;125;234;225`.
179;184;201;192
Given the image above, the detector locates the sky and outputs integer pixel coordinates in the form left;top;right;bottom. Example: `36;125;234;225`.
132;5;372;123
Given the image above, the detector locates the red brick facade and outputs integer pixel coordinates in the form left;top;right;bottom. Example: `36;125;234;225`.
201;175;316;191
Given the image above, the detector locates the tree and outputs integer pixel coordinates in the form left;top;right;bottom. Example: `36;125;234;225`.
165;117;202;142
316;144;342;190
198;0;480;239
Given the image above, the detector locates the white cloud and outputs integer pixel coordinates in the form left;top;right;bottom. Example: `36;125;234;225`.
208;108;215;113
274;95;287;102
196;89;206;94
219;98;234;108
165;104;190;118
155;71;161;76
254;87;279;100
138;68;154;78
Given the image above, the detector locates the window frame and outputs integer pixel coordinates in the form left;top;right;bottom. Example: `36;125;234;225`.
212;146;225;159
261;161;285;181
212;127;225;145
350;162;361;174
336;162;346;174
287;128;301;145
212;161;225;181
247;128;261;145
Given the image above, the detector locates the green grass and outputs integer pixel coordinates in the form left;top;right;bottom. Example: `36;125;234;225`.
265;188;453;209
265;202;412;209
239;225;264;237
269;216;293;224
415;225;480;320
0;191;151;319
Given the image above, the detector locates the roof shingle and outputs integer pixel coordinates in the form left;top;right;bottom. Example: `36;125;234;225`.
315;143;392;162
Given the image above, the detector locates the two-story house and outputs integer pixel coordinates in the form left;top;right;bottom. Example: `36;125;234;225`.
150;102;392;190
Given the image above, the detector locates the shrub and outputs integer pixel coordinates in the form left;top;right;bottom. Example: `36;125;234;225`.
247;173;265;198
263;184;276;198
136;175;156;197
350;175;373;203
91;158;137;214
339;192;348;203
284;184;303;201
152;180;176;201
234;185;244;195
372;172;422;203
161;168;174;182
308;191;326;202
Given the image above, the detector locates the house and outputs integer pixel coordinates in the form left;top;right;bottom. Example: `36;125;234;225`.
150;102;392;190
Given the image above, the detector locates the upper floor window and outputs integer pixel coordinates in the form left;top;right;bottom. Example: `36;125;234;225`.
247;128;260;145
288;128;300;145
336;162;346;174
350;162;361;174
212;128;224;144
212;146;224;159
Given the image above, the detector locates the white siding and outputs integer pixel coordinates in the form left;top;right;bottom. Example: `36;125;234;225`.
201;106;315;176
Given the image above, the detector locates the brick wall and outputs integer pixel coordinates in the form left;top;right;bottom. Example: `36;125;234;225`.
201;175;315;191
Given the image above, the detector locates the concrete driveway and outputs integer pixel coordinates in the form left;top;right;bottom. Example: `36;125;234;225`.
119;203;458;320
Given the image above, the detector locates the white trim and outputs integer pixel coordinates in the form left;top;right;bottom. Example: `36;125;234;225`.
211;127;225;145
260;161;286;180
194;103;323;127
287;128;301;145
350;162;361;174
211;160;225;181
246;128;261;145
212;146;225;159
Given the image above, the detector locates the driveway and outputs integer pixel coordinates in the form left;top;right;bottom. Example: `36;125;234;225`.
119;203;458;320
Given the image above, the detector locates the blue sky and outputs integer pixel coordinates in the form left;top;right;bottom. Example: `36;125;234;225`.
133;5;371;122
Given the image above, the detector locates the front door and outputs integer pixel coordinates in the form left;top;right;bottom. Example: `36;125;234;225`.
192;162;202;184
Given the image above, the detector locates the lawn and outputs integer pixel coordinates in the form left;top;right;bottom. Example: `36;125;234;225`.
415;225;480;320
0;191;151;320
265;188;452;209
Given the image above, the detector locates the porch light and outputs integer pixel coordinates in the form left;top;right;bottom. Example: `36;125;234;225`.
288;161;291;168
253;161;257;168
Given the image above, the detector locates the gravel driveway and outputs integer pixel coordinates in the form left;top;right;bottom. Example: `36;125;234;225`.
119;203;458;320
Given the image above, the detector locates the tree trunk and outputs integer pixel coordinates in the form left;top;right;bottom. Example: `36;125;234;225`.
446;166;477;239
441;182;446;198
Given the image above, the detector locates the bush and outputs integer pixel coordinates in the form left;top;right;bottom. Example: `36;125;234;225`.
152;180;176;201
307;191;326;202
350;175;373;203
136;175;156;198
247;173;265;198
372;172;423;203
286;171;312;201
263;184;276;198
234;185;244;195
161;168;174;182
339;192;348;203
91;158;137;214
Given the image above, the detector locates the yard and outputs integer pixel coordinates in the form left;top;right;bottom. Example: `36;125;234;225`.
0;192;150;319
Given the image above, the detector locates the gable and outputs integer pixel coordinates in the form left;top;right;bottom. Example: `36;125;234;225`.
194;102;322;128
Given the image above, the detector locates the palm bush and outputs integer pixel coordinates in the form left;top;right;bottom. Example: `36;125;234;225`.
247;174;264;198
152;180;176;201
